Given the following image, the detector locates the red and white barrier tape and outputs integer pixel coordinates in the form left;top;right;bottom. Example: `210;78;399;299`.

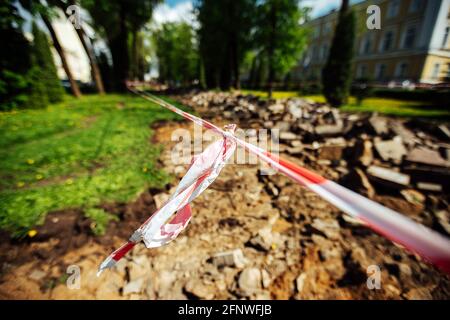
98;124;237;275
98;86;450;276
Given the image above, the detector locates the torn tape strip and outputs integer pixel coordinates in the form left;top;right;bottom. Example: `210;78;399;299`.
98;125;236;275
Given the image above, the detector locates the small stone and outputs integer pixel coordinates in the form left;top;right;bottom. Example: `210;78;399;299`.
367;166;410;188
400;189;425;205
261;269;271;288
184;280;215;299
268;104;284;114
311;218;340;240
211;249;247;268
315;123;344;137
296;273;307;293
374;137;407;163
434;210;450;235
29;270;46;281
279;132;298;141
238;268;262;297
417;182;442;192
248;227;274;251
318;144;345;161
369;116;389;135
123;277;145;295
406;147;450;168
404;287;433;300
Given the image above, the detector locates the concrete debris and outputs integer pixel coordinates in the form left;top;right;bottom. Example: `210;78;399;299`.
406;147;450;168
238;268;262;297
417;182;443;192
369;116;390;136
374;137;407;163
434;211;450;235
211;249;247;268
184;280;215;299
248;227;275;252
367;166;410;188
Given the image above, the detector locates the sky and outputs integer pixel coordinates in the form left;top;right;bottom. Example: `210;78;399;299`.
153;0;366;26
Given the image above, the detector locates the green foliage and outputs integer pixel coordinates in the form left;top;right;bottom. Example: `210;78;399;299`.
0;94;185;237
254;0;310;89
197;0;257;89
31;22;64;103
0;1;32;111
84;208;118;235
81;0;161;91
322;6;356;107
154;22;199;86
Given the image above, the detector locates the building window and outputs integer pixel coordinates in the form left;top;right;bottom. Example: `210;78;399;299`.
360;34;372;55
375;64;387;80
312;45;318;61
313;26;321;39
443;26;449;48
320;44;328;61
403;26;416;49
432;63;440;79
387;0;400;18
324;21;333;35
381;31;395;52
409;0;422;13
356;64;367;78
395;62;408;78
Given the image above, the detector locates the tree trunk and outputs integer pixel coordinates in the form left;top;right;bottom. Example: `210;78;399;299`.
61;0;105;94
131;29;138;80
341;0;350;12
267;3;277;98
110;5;129;92
41;14;81;98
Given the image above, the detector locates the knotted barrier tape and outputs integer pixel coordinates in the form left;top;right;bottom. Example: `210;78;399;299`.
98;124;237;275
98;85;450;276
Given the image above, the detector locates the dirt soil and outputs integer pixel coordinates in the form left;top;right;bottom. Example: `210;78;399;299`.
0;96;449;300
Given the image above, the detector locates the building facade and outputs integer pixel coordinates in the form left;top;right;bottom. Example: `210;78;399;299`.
294;0;450;85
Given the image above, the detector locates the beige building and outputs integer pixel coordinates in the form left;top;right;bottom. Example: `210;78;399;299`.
294;0;450;85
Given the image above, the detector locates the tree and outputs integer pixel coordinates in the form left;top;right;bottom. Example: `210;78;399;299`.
196;0;256;90
0;0;33;110
82;0;160;92
154;22;198;86
321;0;356;107
50;0;105;94
255;0;310;98
31;22;64;103
20;0;82;97
41;13;82;97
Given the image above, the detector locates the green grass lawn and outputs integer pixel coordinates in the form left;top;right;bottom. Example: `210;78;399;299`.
240;90;450;118
0;94;183;237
